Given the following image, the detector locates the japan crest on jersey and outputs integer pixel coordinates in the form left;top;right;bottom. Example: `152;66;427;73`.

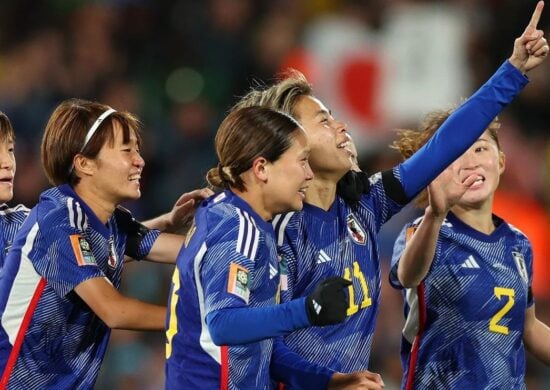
512;251;528;285
346;214;366;245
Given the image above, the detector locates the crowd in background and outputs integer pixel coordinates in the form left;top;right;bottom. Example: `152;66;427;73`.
1;0;550;388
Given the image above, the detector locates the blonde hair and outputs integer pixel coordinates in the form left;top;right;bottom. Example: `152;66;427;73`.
232;69;313;119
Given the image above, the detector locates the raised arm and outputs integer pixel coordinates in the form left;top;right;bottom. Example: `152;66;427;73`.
397;170;477;288
399;1;548;200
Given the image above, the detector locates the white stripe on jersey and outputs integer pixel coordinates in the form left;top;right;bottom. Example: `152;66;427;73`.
2;223;42;344
274;212;294;246
194;242;221;364
67;198;88;231
236;209;260;261
0;204;29;215
402;287;420;344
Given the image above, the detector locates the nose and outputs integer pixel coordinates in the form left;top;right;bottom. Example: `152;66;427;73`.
305;161;314;180
334;118;348;134
134;152;145;169
0;152;13;170
459;149;479;171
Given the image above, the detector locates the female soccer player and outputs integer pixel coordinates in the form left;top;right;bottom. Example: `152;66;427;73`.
165;106;374;389
0;99;203;388
231;1;548;385
0;112;29;269
390;110;550;389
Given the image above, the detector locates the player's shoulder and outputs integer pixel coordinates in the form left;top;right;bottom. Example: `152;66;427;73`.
201;191;264;241
36;187;88;231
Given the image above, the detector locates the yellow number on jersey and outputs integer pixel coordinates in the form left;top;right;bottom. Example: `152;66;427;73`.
165;268;181;358
344;261;372;316
489;287;515;335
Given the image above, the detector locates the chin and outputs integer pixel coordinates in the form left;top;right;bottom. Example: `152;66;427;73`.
0;191;13;204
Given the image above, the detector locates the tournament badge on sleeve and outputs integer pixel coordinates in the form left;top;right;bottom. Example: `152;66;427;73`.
70;234;97;266
227;263;250;303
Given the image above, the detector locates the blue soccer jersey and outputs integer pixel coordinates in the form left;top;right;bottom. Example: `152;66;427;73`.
273;171;404;373
272;60;528;376
0;184;159;389
0;204;29;269
390;212;533;389
165;190;282;389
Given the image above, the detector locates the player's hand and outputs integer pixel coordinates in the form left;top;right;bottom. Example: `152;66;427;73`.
427;169;478;218
509;1;549;73
164;188;213;233
328;371;385;389
306;277;351;326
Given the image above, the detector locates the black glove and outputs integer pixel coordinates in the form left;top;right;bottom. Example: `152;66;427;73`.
114;206;151;260
336;170;370;204
306;277;352;326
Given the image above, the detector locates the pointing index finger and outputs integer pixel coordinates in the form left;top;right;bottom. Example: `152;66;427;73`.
528;1;545;30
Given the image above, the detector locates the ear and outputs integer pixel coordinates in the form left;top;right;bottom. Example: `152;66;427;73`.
498;151;506;175
251;156;269;182
73;154;96;178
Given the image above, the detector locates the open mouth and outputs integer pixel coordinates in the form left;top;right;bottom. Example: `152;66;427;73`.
128;174;141;183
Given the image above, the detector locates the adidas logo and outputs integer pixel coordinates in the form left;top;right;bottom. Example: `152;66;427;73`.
269;264;278;279
312;299;322;314
461;255;480;269
317;250;331;264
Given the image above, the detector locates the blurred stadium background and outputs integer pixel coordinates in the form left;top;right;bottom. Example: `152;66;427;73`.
1;0;550;388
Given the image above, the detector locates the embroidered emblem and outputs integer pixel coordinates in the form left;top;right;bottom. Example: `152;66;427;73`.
346;214;366;245
512;251;528;284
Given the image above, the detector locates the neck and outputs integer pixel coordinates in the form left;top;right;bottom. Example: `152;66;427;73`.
451;198;495;235
73;183;116;224
304;177;337;211
231;186;271;221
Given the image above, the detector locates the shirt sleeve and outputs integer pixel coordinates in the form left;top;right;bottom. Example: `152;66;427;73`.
205;298;310;345
136;228;161;259
31;215;105;298
270;337;334;389
389;224;412;289
200;210;263;315
398;60;528;200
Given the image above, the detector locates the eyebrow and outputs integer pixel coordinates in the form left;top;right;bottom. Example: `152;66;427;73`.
314;109;331;117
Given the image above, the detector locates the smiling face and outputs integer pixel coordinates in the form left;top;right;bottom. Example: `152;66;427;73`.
293;95;353;181
0;138;15;203
89;121;145;206
447;129;504;209
264;129;314;215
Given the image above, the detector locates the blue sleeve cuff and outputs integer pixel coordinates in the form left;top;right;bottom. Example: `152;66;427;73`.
206;297;310;345
136;228;161;260
271;337;334;389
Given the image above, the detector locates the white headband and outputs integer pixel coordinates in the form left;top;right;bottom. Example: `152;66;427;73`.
80;108;116;152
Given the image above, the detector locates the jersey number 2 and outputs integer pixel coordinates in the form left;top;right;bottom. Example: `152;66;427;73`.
489;287;515;335
344;261;372;316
